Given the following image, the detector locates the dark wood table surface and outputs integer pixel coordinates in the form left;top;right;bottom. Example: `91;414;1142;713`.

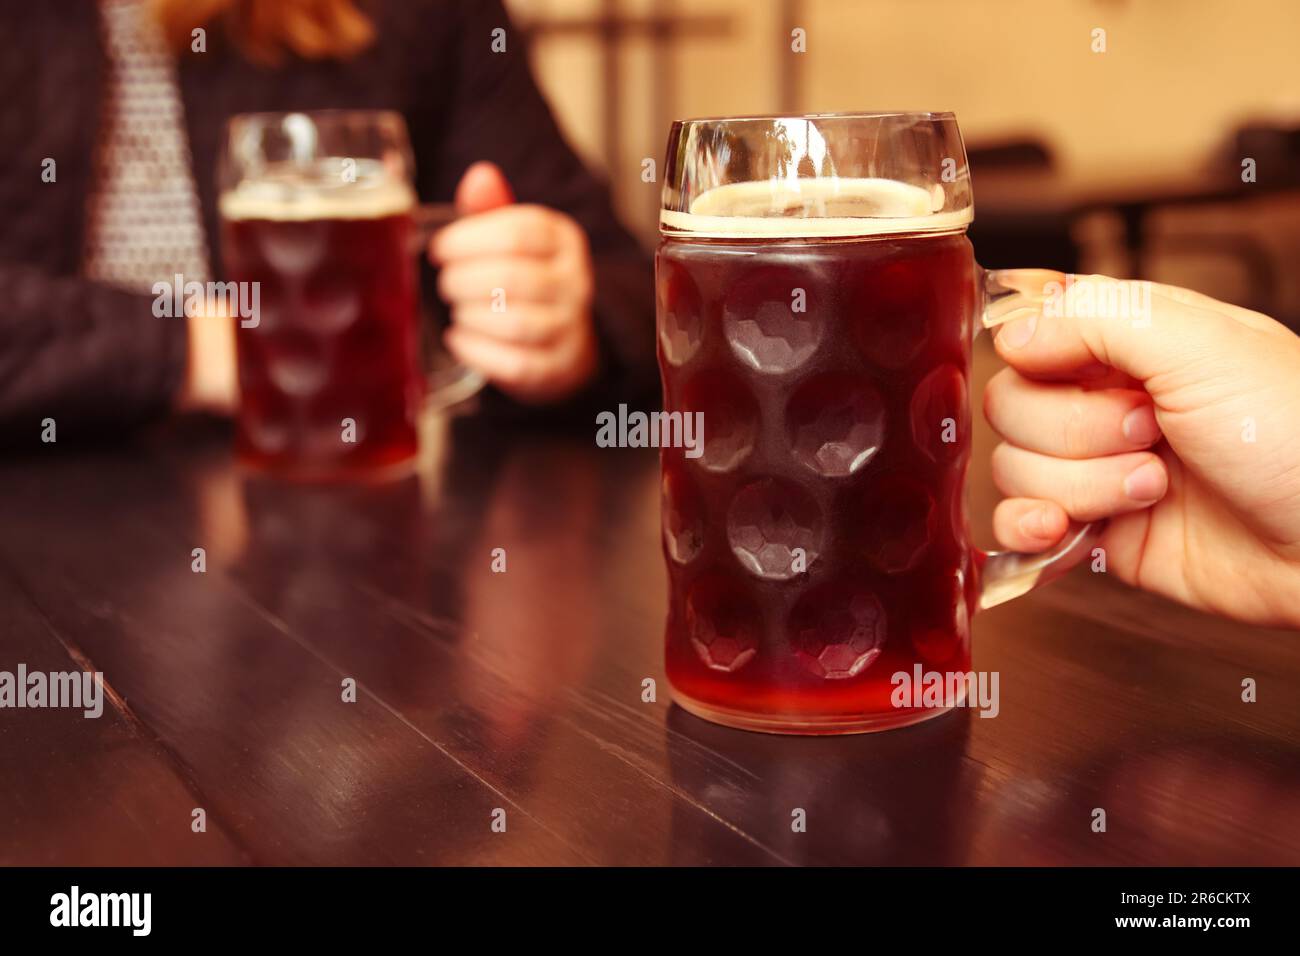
3;340;1298;867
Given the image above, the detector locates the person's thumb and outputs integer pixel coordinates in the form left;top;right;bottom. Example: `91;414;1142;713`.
990;272;1246;386
454;160;515;216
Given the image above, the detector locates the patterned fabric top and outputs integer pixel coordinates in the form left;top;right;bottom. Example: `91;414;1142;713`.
83;0;209;291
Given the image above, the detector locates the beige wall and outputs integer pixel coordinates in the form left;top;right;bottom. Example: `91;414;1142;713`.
801;0;1300;177
508;0;1300;242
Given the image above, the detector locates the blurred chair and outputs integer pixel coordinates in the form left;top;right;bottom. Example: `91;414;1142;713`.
1133;121;1300;328
968;138;1054;171
1227;122;1300;188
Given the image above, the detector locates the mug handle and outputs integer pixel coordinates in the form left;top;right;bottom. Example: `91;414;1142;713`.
973;267;1105;611
411;203;487;411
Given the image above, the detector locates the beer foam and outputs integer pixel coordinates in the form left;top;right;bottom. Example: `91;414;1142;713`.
660;177;972;238
220;173;415;222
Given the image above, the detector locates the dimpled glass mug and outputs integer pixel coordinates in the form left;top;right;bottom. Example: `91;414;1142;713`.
656;113;1099;734
220;110;483;479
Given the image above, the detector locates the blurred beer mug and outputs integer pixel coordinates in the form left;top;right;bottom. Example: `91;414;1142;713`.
218;110;483;479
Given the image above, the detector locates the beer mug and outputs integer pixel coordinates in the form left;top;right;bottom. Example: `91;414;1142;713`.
219;110;483;478
656;112;1099;734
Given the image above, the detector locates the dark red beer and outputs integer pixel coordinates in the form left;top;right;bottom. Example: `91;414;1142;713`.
222;199;422;477
657;229;979;732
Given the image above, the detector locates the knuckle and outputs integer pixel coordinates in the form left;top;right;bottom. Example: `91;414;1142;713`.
505;225;534;256
992;500;1022;545
1063;466;1099;518
489;271;520;306
436;268;458;301
989;442;1017;494
501;349;532;383
504;310;535;341
518;205;555;245
982;369;1011;431
1060;399;1093;457
494;260;532;299
442;328;468;360
455;305;489;334
496;261;523;295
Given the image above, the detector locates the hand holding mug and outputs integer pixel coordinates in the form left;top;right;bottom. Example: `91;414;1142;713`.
985;273;1300;628
430;161;599;403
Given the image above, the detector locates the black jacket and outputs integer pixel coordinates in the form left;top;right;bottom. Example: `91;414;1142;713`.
0;0;656;440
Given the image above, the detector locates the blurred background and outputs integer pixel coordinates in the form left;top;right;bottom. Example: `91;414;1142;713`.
508;0;1300;327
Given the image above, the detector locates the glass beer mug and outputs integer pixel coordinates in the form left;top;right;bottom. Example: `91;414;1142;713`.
219;110;483;478
656;112;1098;734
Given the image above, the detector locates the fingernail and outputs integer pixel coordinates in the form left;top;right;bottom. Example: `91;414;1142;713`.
1121;404;1161;445
1017;505;1051;539
998;313;1037;349
1123;460;1165;503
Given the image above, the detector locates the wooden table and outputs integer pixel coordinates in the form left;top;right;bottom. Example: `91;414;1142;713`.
2;340;1298;867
